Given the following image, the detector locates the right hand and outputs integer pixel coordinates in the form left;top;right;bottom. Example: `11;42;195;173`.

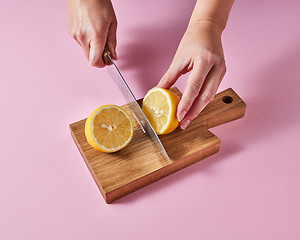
67;0;117;67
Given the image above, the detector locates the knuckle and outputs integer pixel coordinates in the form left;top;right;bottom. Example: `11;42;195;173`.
90;60;105;68
209;54;224;69
202;91;215;104
198;51;224;67
197;50;214;66
217;57;226;68
93;20;109;33
93;25;102;35
190;111;199;120
195;55;206;66
206;53;215;65
75;29;84;40
190;81;202;95
161;76;173;86
69;29;77;38
220;57;225;66
93;31;106;42
180;100;192;111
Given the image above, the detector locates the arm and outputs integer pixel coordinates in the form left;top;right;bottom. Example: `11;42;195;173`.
158;0;234;129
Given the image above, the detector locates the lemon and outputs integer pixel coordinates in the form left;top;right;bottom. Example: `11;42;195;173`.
85;105;134;153
142;87;180;135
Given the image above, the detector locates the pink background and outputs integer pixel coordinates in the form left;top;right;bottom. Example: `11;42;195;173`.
1;0;300;239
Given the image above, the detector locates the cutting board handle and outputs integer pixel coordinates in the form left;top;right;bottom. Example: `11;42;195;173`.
171;87;246;129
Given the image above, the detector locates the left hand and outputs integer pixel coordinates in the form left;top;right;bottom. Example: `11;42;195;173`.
157;20;226;129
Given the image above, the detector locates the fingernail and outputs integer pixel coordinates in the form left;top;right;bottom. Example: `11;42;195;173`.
180;120;190;130
178;111;187;122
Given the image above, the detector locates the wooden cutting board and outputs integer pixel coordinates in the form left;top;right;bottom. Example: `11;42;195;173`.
70;88;246;203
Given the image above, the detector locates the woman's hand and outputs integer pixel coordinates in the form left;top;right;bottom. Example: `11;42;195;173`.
157;20;226;129
67;0;117;67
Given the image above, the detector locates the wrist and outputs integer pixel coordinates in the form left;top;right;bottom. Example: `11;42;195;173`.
187;19;223;36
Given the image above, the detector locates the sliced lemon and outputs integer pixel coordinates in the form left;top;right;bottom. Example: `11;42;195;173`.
142;87;180;135
85;105;134;153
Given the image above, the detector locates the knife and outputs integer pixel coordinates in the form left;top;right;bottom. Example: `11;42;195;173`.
104;50;171;164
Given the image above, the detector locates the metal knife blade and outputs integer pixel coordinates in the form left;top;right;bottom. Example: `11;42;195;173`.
105;51;171;164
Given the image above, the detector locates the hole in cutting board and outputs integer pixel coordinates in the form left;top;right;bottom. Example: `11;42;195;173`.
222;96;233;104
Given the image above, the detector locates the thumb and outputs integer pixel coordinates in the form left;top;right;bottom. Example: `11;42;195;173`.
89;37;106;68
157;63;182;89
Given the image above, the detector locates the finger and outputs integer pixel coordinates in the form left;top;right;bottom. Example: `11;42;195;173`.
82;40;91;60
180;65;225;129
177;59;212;122
76;33;90;59
89;22;109;68
157;62;183;89
106;21;118;60
73;34;82;47
89;37;106;68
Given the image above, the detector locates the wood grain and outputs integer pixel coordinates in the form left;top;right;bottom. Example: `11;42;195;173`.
69;88;246;203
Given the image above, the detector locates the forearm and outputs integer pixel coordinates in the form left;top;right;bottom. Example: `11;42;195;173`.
189;0;234;32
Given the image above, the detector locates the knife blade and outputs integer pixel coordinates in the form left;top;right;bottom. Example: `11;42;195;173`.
105;50;171;164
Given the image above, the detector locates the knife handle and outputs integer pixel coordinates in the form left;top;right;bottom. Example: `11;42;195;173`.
102;45;112;65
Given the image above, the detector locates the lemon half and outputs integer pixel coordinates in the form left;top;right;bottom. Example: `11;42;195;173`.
85;105;134;152
142;87;180;135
